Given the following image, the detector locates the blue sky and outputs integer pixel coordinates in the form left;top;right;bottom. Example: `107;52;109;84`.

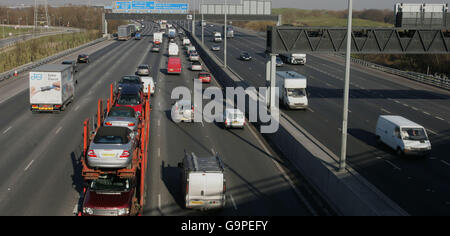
1;0;448;10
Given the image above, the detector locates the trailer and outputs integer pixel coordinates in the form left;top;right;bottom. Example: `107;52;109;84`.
77;83;151;216
30;64;75;112
118;25;133;41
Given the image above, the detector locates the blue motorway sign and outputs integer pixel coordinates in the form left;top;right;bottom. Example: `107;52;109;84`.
115;1;188;11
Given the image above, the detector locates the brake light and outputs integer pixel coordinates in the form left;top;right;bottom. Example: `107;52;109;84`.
120;151;130;158
128;123;135;127
186;183;189;194
87;150;97;158
223;182;226;193
105;122;112;126
225;119;228;126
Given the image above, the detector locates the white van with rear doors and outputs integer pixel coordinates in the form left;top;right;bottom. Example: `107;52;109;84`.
375;115;431;156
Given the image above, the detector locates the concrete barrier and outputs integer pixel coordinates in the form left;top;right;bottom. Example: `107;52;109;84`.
181;26;409;216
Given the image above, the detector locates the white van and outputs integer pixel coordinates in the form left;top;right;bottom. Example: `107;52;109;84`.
375;115;431;156
140;76;155;96
276;71;308;109
178;152;226;210
168;43;179;56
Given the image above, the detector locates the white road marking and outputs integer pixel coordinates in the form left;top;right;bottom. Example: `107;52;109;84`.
24;160;34;171
229;194;238;210
2;126;12;134
158;148;160;157
380;108;391;114
385;160;402;171
435;116;445;121
426;129;438;135
74;105;80;111
55;126;62;134
411;107;419;111
211;148;215;155
158;194;162;211
423;111;431;115
307;107;314;113
158;119;160;127
441;160;450;166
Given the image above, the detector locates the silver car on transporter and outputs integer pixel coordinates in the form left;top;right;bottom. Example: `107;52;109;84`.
103;106;139;132
87;126;136;169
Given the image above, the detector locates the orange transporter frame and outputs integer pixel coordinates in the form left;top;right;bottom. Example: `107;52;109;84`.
79;83;151;216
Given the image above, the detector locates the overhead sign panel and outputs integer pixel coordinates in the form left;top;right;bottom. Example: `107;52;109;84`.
113;1;188;13
200;0;272;15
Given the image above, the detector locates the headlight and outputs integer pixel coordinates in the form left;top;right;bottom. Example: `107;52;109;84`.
83;207;94;215
118;208;129;216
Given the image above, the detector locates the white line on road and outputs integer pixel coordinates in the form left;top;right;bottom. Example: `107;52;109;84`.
385;160;402;171
158;194;162;212
380;108;391;114
441;160;450;166
423;111;431;115
229;194;238;210
426;129;438;135
74;105;80;111
307;107;315;113
24;160;34;171
158;148;160;157
2;126;12;134
435;116;445;121
55;126;62;134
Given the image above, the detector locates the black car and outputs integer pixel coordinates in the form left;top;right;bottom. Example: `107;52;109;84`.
239;52;252;61
118;75;143;92
77;54;90;63
61;60;78;73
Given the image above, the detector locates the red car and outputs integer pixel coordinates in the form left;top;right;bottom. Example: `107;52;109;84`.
81;175;136;216
197;72;212;83
167;57;181;74
115;84;144;117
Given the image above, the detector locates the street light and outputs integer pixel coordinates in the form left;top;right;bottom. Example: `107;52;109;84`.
339;0;353;171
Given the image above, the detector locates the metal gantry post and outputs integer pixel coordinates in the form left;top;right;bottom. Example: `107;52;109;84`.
266;60;271;108
339;0;353;171
201;0;204;44
224;0;227;68
270;54;277;109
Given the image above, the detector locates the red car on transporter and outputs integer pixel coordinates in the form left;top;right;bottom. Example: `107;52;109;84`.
197;72;212;83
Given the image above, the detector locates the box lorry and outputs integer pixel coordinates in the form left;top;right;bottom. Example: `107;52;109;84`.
276;71;308;109
213;32;222;42
178;152;226;210
30;64;75;112
118;25;132;41
376;115;431;156
168;43;179;56
153;32;163;45
168;28;176;39
280;53;307;65
226;25;234;38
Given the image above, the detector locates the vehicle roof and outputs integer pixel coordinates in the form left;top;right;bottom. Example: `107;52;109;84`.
96;126;130;138
140;76;154;81
120;84;141;95
276;71;307;79
32;64;71;72
379;115;423;128
225;108;243;114
184;152;224;172
168;57;181;62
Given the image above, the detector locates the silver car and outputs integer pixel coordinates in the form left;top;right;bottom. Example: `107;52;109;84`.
87;126;136;169
136;64;150;76
189;52;200;62
104;106;139;132
191;61;202;71
211;45;221;51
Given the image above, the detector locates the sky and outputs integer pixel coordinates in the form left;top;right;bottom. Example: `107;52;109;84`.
0;0;448;10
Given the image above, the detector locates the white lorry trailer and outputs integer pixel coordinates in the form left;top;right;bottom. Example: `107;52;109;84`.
30;64;75;112
178;152;226;210
168;43;179;56
276;71;308;109
280;53;307;65
153;32;163;45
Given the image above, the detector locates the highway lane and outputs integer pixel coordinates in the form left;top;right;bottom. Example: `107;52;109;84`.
143;28;316;216
195;24;450;215
0;24;157;215
0;22;319;216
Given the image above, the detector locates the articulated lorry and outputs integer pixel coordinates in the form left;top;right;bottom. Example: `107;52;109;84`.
30;64;75;112
276;71;309;109
280;53;307;65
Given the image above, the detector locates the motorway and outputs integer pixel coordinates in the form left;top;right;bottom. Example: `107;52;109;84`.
0;22;322;215
194;23;450;215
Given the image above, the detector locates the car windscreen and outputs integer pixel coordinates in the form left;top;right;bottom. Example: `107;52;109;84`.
91;177;130;192
199;73;210;77
138;66;149;69
401;128;428;141
117;95;140;106
227;112;244;120
93;135;128;144
192;62;201;65
109;109;135;118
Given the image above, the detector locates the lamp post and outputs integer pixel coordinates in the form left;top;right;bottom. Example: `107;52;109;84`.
201;0;204;44
224;0;227;68
339;0;353;171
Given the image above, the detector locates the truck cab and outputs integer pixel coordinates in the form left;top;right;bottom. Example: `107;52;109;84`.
82;175;136;216
276;71;308;109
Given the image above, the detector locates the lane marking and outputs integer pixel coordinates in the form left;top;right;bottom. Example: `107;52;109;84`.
55;126;62;134
423;111;431;115
435;116;445;121
441;160;450;166
2;126;12;134
426;129;438;135
385;160;402;171
380;108;391;114
158;194;162;212
24;160;34;171
74;105;80;111
229;194;238;210
158;148;160;157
